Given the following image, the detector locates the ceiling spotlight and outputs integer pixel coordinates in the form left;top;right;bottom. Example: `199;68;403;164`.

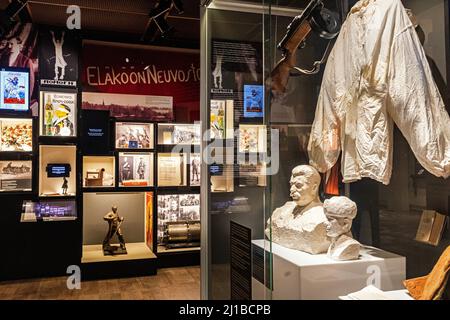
0;0;29;39
144;0;185;42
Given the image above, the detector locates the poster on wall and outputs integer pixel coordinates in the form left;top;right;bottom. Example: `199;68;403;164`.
157;194;200;244
118;152;153;187
115;122;154;149
0;118;32;152
210;40;263;98
243;84;264;118
239;125;266;153
82;92;173;121
0;68;29;112
190;153;201;186
40;91;77;137
81;42;199;122
0;23;39;113
0;160;32;192
39;28;79;87
210;100;226;139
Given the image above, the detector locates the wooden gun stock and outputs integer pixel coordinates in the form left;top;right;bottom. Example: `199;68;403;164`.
270;20;312;96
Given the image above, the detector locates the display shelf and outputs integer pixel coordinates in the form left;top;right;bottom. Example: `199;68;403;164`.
82;156;116;188
81;242;157;280
82;242;156;263
252;240;406;300
21;199;77;222
39;145;77;197
157;245;201;254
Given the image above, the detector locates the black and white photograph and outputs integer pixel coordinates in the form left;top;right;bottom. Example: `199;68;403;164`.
0;160;32;192
190;153;201;186
157;194;200;244
118;152;153;187
173;124;200;145
39;27;79;87
115;122;154;149
158;123;200;145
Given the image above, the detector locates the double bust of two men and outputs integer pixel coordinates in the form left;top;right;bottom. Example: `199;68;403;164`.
265;165;361;261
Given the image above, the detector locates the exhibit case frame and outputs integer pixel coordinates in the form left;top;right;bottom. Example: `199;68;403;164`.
201;0;450;300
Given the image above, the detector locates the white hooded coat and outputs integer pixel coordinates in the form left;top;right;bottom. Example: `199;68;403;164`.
308;0;450;185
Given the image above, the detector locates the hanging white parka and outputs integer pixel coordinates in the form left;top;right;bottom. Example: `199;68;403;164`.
308;0;450;185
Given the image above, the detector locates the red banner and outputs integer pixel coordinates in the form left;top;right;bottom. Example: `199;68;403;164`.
82;42;200;114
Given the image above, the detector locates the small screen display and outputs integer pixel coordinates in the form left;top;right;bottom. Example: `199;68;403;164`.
46;163;71;178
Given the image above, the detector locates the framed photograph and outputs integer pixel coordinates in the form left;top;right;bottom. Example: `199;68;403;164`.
190;153;201;186
243;84;264;118
157;194;200;244
115;122;154;149
0;160;32;192
157;153;187;187
157;123;200;145
0;118;32;152
0;67;29;112
238;124;267;153
39;91;77;137
118;152;153;187
83;156;115;188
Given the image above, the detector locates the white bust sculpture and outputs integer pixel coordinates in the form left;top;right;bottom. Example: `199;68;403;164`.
324;196;361;261
265;165;330;254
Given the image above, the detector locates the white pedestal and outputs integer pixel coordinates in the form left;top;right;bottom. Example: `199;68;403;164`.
252;240;406;300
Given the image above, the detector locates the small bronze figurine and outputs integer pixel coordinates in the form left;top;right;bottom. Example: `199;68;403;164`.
61;177;68;195
102;205;127;255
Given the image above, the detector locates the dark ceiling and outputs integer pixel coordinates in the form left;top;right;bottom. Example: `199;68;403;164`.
1;0;201;48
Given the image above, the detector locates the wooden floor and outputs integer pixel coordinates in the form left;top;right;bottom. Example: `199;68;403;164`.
0;266;200;300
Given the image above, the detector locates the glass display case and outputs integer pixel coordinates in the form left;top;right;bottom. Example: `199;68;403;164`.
201;0;450;301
